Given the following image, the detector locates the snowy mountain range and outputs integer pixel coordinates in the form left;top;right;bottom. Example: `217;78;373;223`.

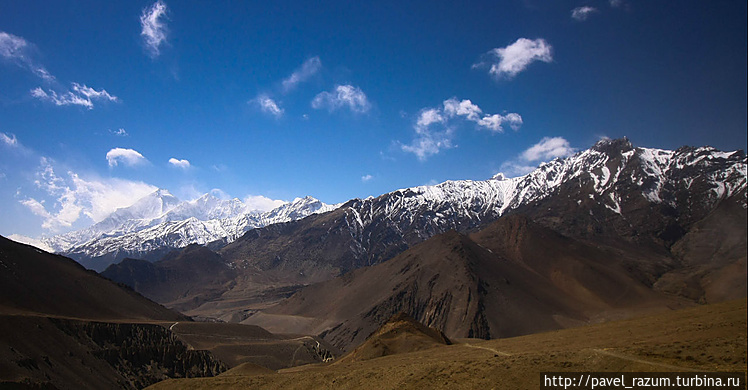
99;137;746;324
15;138;747;273
219;138;746;277
27;191;338;270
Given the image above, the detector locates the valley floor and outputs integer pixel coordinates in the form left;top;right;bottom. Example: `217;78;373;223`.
147;298;747;389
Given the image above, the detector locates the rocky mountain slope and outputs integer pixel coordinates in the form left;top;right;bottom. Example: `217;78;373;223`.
246;216;689;351
220;138;746;280
0;235;231;389
105;139;746;322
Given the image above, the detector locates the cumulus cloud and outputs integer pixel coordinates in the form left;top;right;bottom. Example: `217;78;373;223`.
477;113;523;133
400;97;522;160
282;56;322;92
475;38;553;79
109;128;128;136
243;195;287;212
1;132;18;147
140;0;168;58
106;148;147;167
520;136;576;162
416;108;445;128
312;84;371;113
361;174;373;182
443;98;482;121
571;6;597;21
31;83;118;109
252;94;284;118
0;31;55;82
168;157;191;169
19;158;157;231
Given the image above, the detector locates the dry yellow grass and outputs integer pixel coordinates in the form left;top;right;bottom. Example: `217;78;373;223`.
146;298;747;389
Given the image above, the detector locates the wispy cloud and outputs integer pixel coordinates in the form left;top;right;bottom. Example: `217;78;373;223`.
3;31;117;109
106;148;147;167
140;0;169;58
282;56;321;92
31;83;118;109
1;132;18;147
109;128;128;136
571;6;598;21
609;0;623;8
168;157;191;169
400;98;522;160
499;137;576;177
474;38;553;79
361;174;373;182
312;84;371;114
252;94;284;118
20;157;158;231
0;31;55;82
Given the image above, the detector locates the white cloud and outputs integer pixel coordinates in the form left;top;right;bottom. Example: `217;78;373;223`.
361;174;373;182
168;157;191;169
498;137;576;178
243;195;287;212
609;0;623;8
1;132;18;147
31;83;118;109
0;31;55;82
443;98;482;121
520;136;576;162
252;94;284;118
571;6;597;21
109;128;128;136
498;161;537;178
312;84;371;113
416;108;445;128
19;158;157;231
1;32;116;108
106;148;147;167
476;112;523;133
400;127;455;161
475;38;553;79
282;56;321;92
140;0;168;58
401;98;522;160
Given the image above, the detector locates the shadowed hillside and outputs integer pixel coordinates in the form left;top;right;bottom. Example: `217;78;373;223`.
245;216;689;352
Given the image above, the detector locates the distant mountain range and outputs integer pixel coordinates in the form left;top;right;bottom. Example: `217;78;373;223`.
25;191;338;271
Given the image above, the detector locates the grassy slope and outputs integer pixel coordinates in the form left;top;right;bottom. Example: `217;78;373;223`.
147;298;747;389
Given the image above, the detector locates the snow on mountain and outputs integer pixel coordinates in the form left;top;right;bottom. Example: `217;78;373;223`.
338;138;746;248
41;138;746;271
40;189;182;252
52;189;339;269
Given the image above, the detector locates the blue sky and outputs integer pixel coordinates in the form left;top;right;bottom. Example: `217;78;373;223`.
1;0;746;238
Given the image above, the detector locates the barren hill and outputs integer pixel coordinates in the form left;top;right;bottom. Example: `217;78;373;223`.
146;299;747;389
0;235;183;321
245;216;688;352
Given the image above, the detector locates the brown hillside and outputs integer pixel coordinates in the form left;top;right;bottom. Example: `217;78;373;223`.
246;216;687;352
337;313;450;363
146;299;747;390
0;235;183;321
